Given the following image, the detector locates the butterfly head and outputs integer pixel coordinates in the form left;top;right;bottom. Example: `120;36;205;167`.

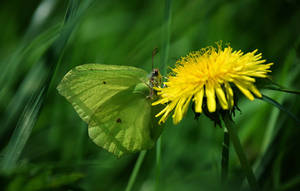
152;68;159;77
145;68;162;99
150;68;162;88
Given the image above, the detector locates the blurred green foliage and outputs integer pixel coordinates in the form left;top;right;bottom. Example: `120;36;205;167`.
0;0;299;190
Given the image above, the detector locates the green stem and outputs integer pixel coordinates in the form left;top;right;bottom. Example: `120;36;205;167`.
125;151;147;191
221;127;229;184
155;0;171;188
222;114;259;191
155;137;162;191
160;0;172;75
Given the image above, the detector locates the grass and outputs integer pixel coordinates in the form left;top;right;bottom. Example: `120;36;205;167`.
0;0;299;190
1;0;96;172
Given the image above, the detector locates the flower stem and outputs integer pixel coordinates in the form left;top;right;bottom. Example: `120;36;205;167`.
155;137;162;191
125;151;147;191
221;127;230;184
222;114;259;191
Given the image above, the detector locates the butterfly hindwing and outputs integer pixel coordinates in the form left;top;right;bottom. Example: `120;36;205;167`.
88;85;154;157
57;64;160;157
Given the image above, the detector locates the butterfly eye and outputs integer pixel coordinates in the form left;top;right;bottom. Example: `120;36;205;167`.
116;118;122;123
152;69;159;77
103;81;106;84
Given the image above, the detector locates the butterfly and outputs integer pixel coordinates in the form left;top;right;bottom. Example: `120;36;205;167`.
57;62;163;157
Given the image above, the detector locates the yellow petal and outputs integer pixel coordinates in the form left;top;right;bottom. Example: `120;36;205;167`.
215;84;228;109
205;82;216;112
233;81;254;100
193;88;204;113
155;104;170;117
249;84;262;98
152;99;163;106
231;74;255;82
224;82;234;108
182;96;192;115
240;75;256;82
172;96;187;123
158;102;176;124
160;109;170;124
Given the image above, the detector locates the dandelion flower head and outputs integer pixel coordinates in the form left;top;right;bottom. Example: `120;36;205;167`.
153;44;273;124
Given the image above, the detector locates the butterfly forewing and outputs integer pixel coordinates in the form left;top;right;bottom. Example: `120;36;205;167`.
57;64;148;124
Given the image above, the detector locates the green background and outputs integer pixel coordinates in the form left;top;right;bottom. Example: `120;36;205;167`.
0;0;299;190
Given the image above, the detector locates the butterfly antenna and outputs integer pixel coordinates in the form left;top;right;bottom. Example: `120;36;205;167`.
152;47;159;70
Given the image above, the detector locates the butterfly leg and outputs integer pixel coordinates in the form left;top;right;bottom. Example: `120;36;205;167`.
142;81;154;99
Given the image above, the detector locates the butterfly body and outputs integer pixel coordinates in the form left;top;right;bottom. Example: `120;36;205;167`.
147;68;162;98
57;64;162;157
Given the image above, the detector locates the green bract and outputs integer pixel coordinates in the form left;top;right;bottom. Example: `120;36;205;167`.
57;64;162;157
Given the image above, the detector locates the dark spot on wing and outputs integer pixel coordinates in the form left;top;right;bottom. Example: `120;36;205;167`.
103;81;106;84
116;118;122;123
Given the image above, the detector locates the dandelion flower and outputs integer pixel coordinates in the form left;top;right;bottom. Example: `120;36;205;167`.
153;44;273;124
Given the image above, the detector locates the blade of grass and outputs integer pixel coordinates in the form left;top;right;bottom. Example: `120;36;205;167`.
0;0;95;172
155;137;162;191
125;151;147;191
160;0;172;76
264;86;300;95
260;49;300;151
261;78;300;95
258;94;300;124
252;48;300;186
156;0;172;190
0;24;60;138
27;0;58;36
0;87;46;172
278;176;300;191
0;0;58;103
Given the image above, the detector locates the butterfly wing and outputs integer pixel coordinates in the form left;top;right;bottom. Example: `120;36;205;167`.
57;64;148;124
57;64;161;157
88;85;158;157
